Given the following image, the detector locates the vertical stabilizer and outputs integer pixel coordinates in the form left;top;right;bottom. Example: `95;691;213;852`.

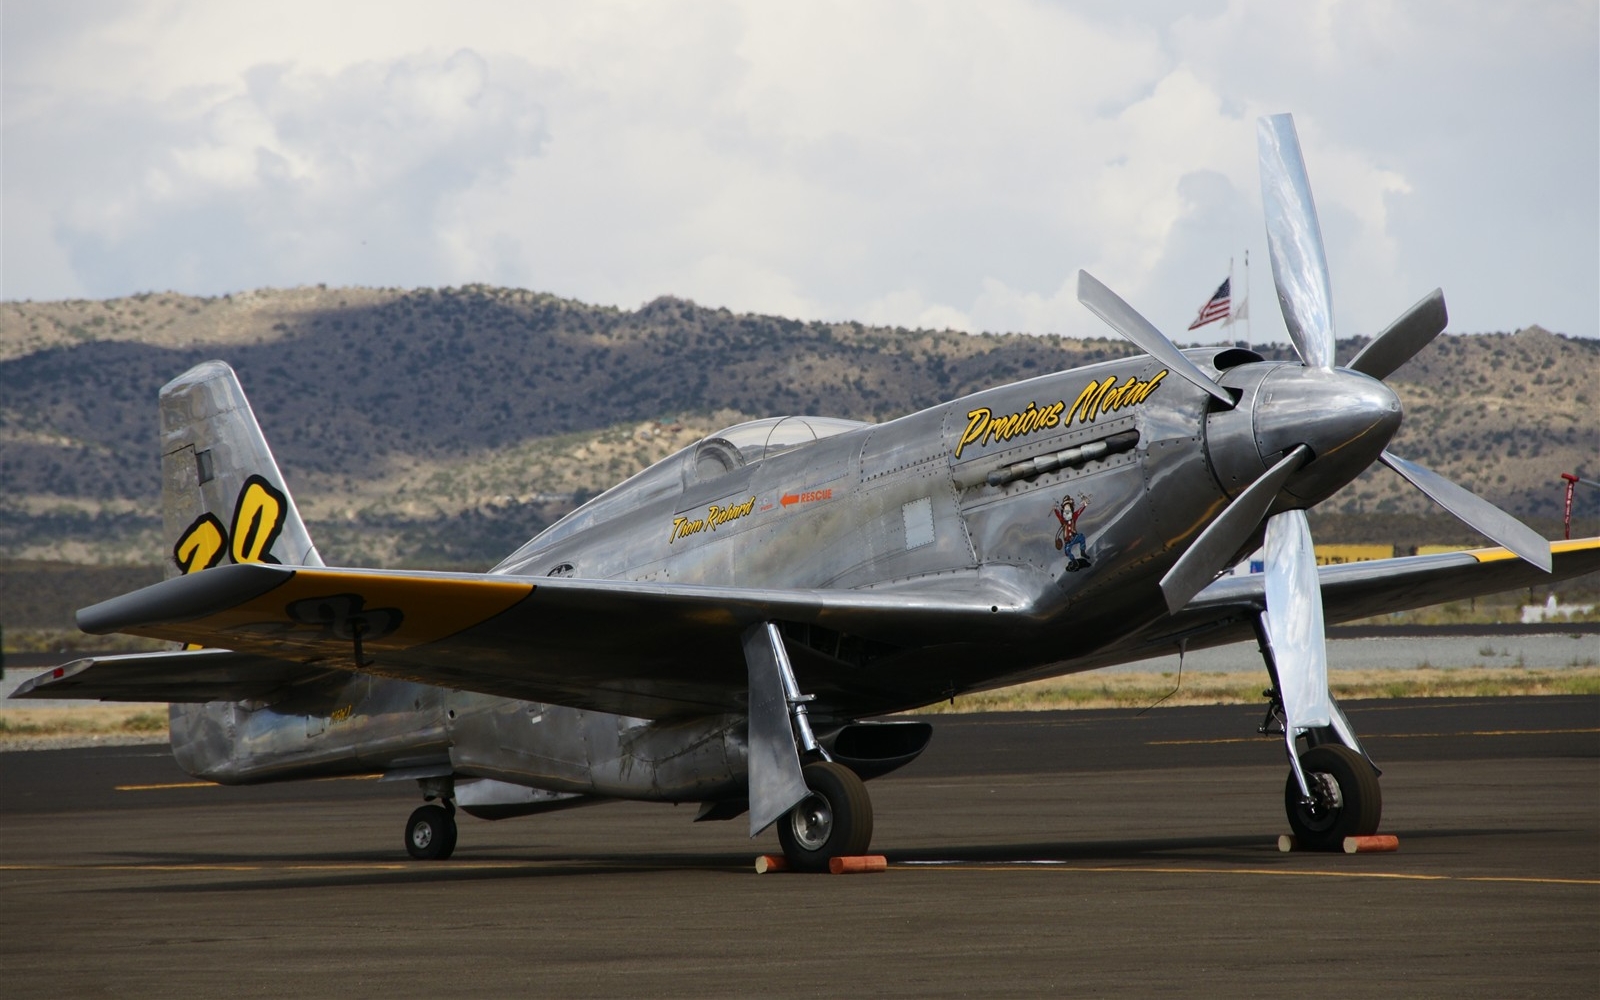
160;361;324;579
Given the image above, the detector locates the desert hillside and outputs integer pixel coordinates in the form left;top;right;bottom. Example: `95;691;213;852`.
1;286;1594;571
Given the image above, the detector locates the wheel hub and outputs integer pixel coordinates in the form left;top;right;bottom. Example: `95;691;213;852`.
1295;771;1344;830
411;823;434;850
789;793;834;851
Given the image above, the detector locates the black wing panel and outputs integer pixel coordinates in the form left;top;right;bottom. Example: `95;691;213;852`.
71;563;1030;718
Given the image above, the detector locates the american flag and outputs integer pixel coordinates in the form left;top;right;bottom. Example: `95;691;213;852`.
1186;277;1231;330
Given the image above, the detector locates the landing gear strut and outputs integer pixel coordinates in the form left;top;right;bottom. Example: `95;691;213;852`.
777;761;874;872
1253;615;1382;851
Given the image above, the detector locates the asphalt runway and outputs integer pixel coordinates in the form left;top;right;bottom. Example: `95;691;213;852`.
3;696;1596;998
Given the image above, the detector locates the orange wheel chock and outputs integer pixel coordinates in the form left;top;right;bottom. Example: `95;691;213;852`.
1342;834;1400;854
828;855;888;874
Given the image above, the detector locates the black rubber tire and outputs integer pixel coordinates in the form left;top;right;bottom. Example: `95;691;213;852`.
777;761;874;872
405;804;458;861
1285;744;1382;851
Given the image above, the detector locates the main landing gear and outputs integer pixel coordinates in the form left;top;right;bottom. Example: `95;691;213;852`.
743;621;880;872
405;775;458;860
405;801;458;860
778;761;874;873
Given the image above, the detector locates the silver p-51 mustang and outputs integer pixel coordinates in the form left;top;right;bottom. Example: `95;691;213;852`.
17;115;1597;870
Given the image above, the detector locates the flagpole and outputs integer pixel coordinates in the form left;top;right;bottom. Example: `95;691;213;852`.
1243;248;1252;350
1225;256;1234;347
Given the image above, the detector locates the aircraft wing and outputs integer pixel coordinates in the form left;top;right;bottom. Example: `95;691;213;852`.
31;538;1598;716
63;562;1031;718
1095;537;1600;666
10;648;340;703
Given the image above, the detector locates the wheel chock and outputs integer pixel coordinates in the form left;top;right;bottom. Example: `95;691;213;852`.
1342;835;1399;854
828;855;888;875
1276;834;1401;853
755;854;889;873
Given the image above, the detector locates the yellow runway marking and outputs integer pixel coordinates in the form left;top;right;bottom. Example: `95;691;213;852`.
0;859;728;874
1149;727;1600;746
115;774;380;792
893;863;1600;886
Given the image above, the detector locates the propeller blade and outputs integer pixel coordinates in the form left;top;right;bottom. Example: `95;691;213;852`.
1076;270;1236;408
1160;445;1311;613
1263;508;1332;731
1380;450;1554;571
1258;114;1335;371
1346;289;1448;380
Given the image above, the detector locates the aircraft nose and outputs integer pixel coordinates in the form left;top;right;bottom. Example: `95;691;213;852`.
1254;365;1402;506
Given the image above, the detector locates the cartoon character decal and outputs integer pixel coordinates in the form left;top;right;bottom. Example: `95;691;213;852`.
1052;492;1092;572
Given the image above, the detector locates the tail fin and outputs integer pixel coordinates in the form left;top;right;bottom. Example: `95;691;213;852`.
161;361;324;579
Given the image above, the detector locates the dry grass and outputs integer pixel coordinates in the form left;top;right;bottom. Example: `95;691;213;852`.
0;703;169;736
909;667;1600;714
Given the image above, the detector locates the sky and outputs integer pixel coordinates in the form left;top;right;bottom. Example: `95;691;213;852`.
4;0;1597;343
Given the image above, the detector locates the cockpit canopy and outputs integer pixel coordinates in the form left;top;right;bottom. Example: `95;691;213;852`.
500;415;873;563
687;415;871;482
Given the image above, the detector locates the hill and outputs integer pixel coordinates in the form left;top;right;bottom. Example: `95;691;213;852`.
1;286;1595;571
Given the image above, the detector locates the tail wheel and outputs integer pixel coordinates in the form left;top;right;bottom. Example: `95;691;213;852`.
777;761;874;872
405;804;458;861
1285;744;1382;851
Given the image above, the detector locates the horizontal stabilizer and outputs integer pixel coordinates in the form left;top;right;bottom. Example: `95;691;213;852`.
9;648;337;703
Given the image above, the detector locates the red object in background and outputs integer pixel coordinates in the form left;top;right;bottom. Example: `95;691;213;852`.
1563;473;1580;539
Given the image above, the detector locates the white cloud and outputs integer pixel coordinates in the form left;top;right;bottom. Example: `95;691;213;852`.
3;0;1595;340
11;46;548;296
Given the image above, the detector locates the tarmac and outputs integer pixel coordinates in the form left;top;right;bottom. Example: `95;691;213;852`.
3;695;1596;998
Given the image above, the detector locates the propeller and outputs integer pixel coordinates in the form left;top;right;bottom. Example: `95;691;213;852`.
1160;446;1309;614
1258;114;1336;371
1078;112;1554;743
1379;450;1552;571
1254;113;1549;735
1076;270;1236;408
1347;288;1447;380
1262;509;1331;730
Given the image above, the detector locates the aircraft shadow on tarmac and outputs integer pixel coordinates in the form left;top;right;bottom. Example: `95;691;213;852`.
98;825;1562;894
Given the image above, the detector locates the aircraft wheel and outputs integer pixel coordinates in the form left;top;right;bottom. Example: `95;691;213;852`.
405;804;458;860
1284;744;1382;851
777;761;874;872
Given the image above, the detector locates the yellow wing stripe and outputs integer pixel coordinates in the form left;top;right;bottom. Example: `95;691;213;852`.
1465;536;1599;564
166;569;535;654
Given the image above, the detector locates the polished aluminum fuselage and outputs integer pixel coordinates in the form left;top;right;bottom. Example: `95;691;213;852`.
174;348;1395;803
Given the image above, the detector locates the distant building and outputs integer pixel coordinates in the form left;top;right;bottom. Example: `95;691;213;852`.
1520;594;1596;624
